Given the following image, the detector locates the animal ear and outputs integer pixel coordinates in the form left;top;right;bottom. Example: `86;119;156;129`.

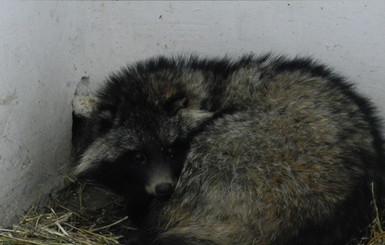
73;96;99;118
72;77;98;118
179;109;214;132
164;94;188;115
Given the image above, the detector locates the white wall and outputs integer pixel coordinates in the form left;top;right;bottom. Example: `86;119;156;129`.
1;1;385;226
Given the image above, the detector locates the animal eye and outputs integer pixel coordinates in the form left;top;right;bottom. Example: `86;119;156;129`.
165;147;176;159
132;151;147;164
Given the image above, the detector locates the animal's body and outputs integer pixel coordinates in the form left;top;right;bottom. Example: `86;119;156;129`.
73;54;385;245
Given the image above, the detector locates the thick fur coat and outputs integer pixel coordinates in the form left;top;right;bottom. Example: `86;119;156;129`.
73;54;385;245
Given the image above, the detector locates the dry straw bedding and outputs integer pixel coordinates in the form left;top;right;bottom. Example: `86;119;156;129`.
0;177;385;245
0;177;135;245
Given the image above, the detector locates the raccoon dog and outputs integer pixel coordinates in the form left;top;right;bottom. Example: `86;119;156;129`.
73;54;385;245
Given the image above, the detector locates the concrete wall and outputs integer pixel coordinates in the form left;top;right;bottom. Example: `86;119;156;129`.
1;1;385;226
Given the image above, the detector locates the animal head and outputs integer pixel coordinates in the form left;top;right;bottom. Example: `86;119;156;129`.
72;59;214;199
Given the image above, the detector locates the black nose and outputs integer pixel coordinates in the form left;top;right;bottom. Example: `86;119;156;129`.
155;183;173;199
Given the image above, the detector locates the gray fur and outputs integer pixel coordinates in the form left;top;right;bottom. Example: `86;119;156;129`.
73;54;385;245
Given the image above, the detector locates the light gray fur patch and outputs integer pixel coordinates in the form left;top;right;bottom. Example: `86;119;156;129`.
74;138;118;175
179;109;214;132
74;129;140;175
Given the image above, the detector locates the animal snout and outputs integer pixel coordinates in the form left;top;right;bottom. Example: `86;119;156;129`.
155;183;173;199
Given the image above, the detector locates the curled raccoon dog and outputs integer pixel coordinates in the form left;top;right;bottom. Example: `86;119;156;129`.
73;54;385;245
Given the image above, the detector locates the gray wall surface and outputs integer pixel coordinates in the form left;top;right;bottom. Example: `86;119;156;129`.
1;1;385;226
